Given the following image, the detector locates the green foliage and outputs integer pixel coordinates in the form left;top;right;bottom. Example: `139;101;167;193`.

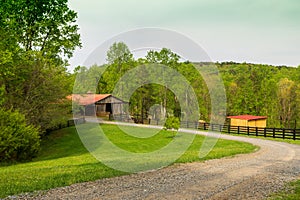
164;116;180;131
146;48;180;66
1;52;73;131
0;109;40;161
76;42;300;129
219;62;300;128
72;65;106;94
277;78;297;128
0;0;81;132
0;124;256;198
106;42;133;67
0;0;81;59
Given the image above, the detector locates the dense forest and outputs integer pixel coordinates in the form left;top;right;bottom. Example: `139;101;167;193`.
74;42;300;129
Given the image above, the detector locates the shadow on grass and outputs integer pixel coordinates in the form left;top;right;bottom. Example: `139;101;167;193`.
0;126;92;166
35;126;92;161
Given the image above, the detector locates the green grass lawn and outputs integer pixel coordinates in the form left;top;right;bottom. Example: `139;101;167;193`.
0;123;257;198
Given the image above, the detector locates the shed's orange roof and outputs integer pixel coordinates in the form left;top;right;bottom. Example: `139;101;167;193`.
227;115;267;121
67;94;111;106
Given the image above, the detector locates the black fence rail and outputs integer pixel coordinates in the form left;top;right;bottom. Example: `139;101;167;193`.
45;117;85;134
197;122;300;140
67;117;85;127
113;116;300;141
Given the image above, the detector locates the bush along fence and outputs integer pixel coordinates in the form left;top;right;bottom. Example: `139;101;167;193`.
67;117;86;127
45;117;85;134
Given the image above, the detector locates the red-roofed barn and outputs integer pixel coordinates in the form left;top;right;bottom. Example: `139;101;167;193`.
68;93;128;117
227;115;267;128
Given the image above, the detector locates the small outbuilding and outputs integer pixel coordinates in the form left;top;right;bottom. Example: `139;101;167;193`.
68;93;128;117
227;115;267;128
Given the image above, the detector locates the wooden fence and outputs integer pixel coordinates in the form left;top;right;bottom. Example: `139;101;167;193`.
189;122;300;140
114;117;300;140
67;117;86;127
45;117;85;134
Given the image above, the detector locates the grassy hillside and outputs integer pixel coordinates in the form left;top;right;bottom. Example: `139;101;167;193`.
0;124;256;198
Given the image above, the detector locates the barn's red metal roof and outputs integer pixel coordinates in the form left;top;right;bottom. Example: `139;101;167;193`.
67;94;111;106
227;115;267;121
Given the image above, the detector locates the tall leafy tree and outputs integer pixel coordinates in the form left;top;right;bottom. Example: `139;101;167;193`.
0;0;81;60
145;48;180;118
106;42;133;70
0;0;81;131
277;78;297;128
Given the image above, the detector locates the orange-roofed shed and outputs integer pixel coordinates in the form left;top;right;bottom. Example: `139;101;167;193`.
67;93;128;117
227;115;267;128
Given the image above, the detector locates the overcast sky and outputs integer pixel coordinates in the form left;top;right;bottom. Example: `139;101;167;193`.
68;0;300;70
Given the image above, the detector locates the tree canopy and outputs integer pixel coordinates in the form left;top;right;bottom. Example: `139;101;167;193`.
77;43;300;129
0;0;81;133
0;0;81;60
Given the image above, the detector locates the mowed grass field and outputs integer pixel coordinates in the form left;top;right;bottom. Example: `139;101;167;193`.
0;123;257;198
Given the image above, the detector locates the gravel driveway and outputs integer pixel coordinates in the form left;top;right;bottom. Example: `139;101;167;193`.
9;126;300;200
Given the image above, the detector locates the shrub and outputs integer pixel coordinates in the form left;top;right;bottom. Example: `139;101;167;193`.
164;116;180;131
0;109;40;161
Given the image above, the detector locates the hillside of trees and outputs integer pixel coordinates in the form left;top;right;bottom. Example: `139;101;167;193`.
74;42;300;129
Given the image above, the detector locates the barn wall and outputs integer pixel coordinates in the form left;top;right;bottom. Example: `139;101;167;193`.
255;119;267;127
230;118;267;127
248;120;256;127
230;119;248;126
112;103;123;115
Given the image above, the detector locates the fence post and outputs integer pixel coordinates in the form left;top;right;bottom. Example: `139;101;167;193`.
282;129;285;139
195;121;198;129
219;124;222;132
228;125;230;134
264;128;266;137
238;126;240;134
293;129;296;140
247;126;250;136
204;123;207;130
256;127;258;136
273;128;275;138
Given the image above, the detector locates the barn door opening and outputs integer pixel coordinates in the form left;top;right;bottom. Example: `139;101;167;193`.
106;103;112;114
